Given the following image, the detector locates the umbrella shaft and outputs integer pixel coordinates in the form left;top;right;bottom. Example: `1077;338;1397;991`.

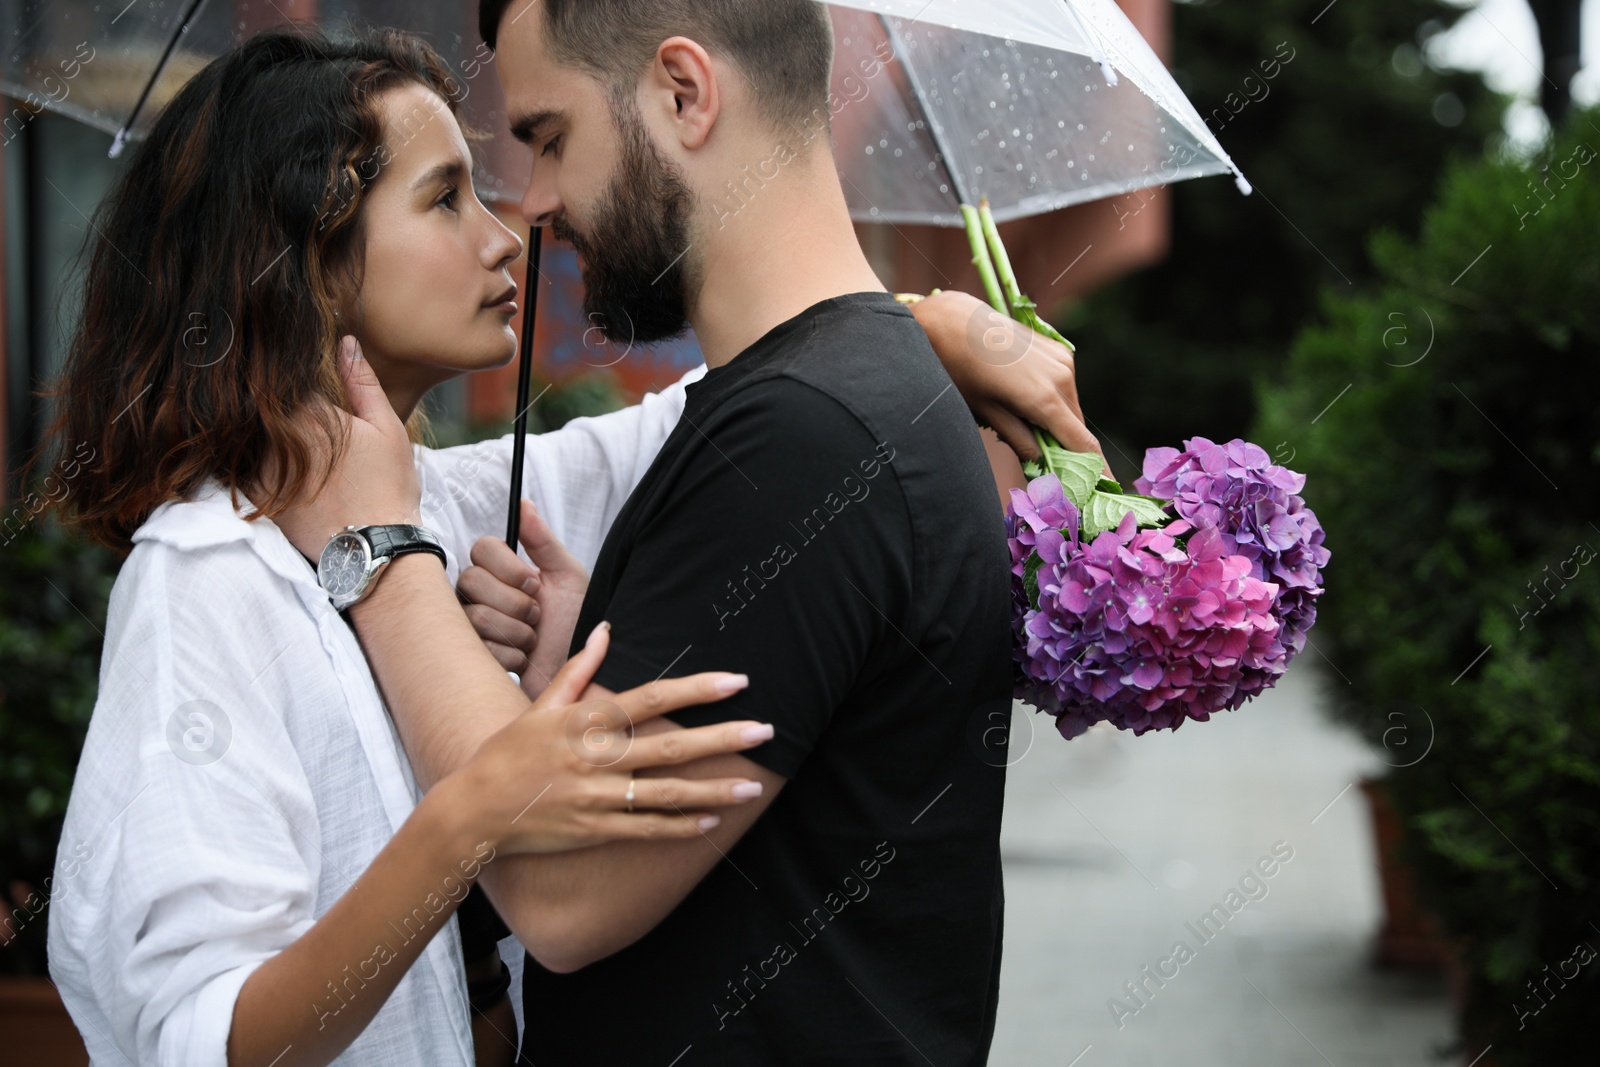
505;227;542;548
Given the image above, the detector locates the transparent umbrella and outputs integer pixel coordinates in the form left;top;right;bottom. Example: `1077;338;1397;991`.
1;1;525;171
2;0;215;153
825;0;1251;225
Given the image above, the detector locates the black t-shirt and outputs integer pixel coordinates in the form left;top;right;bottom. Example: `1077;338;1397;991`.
518;292;1014;1065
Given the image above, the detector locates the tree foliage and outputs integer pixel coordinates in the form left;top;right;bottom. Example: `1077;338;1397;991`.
1066;0;1506;477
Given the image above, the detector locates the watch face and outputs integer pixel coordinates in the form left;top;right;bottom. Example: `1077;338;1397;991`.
319;532;371;599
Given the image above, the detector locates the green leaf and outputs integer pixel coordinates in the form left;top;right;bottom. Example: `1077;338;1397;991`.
1022;552;1044;612
1081;491;1170;538
1018;307;1076;351
1122;494;1172;526
1021;458;1045;481
1081;492;1127;538
1041;446;1103;508
1095;476;1125;494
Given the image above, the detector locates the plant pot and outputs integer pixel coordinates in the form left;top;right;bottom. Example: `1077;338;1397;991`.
1359;777;1457;970
0;975;88;1066
1359;778;1495;1066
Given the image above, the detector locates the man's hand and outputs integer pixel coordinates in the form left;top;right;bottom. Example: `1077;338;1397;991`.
269;335;423;560
459;498;591;699
909;290;1108;473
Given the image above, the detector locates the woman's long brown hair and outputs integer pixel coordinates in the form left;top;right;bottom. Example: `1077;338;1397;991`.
28;25;479;554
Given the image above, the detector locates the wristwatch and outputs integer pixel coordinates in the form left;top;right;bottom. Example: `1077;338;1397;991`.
317;524;447;610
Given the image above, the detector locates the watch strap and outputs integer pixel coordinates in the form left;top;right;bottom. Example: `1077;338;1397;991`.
358;524;447;568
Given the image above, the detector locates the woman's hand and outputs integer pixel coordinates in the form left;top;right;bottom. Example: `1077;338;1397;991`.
438;621;771;856
269;335;423;559
458;499;590;700
908;290;1107;471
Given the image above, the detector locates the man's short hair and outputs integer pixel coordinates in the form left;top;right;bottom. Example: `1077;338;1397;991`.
479;0;835;132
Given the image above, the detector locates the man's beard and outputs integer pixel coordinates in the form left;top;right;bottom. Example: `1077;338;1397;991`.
550;99;697;346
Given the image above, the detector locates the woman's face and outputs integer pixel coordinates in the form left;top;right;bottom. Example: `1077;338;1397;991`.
350;83;524;414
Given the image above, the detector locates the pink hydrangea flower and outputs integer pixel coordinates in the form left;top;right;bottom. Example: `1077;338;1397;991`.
1006;438;1328;739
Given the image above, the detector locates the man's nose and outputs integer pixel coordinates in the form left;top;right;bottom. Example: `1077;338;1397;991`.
520;173;560;228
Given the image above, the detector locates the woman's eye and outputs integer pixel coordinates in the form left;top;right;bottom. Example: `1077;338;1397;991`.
541;135;561;159
437;186;458;210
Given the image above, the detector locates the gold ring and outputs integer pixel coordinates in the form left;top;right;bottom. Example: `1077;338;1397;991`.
624;777;636;813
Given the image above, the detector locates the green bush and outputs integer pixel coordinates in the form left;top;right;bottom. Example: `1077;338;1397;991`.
1067;0;1504;480
427;371;628;449
0;519;117;975
1255;106;1599;1063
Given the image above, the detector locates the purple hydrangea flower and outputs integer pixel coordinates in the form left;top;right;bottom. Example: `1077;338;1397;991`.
1006;439;1328;739
1135;436;1329;661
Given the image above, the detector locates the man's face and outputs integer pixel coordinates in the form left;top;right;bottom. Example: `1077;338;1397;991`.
497;13;698;346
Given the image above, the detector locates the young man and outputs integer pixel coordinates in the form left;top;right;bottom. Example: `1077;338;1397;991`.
279;1;1103;1062
479;6;1016;1059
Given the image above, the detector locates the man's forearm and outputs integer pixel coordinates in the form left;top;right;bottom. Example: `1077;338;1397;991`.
348;554;528;788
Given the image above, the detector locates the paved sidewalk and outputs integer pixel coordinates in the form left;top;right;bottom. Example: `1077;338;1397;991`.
989;665;1456;1067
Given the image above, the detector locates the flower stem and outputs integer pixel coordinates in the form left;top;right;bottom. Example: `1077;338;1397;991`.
1032;424;1062;482
978;198;1024;315
977;199;1076;353
960;203;1007;316
964;202;1082;478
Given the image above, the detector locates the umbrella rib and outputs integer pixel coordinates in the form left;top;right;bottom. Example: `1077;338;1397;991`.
1055;0;1118;86
109;0;213;158
876;14;975;211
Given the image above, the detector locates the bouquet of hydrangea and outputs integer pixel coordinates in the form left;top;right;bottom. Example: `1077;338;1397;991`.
959;200;1329;739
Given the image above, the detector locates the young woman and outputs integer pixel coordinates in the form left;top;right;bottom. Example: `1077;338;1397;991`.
34;22;1085;1067
35;27;770;1067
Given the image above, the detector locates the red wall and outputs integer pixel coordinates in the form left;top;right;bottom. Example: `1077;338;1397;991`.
1;108;9;506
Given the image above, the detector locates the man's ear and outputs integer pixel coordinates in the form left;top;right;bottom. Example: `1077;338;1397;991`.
651;35;720;150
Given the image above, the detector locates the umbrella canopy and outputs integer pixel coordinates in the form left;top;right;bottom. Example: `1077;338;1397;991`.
826;0;1250;225
2;0;218;150
1;1;532;178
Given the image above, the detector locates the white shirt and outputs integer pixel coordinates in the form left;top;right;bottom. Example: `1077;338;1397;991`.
47;366;702;1067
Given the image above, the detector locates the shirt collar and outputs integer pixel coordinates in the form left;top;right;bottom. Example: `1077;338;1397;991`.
132;477;327;596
